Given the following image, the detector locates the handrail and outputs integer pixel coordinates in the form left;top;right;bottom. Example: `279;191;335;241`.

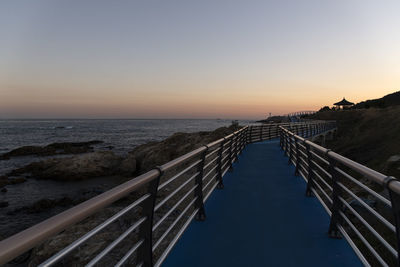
0;122;337;266
279;125;400;266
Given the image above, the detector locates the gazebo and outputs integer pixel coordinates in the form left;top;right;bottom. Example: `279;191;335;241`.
334;98;354;109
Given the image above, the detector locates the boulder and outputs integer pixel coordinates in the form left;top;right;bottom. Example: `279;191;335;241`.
9;151;136;180
130;125;239;173
0;140;104;160
118;153;137;176
0;175;26;188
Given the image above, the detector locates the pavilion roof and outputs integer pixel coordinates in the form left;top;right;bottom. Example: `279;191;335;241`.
334;98;354;106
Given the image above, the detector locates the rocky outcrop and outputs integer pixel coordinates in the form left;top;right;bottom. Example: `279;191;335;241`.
0;140;103;160
7;189;105;215
0;175;26;189
130;125;239;173
9;151;136;180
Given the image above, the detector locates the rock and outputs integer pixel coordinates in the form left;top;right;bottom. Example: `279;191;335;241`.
0;175;8;188
0;140;104;160
9;151;135;180
130;125;239;173
0;175;27;188
0;201;9;208
388;155;400;162
9;177;27;184
118;154;137;176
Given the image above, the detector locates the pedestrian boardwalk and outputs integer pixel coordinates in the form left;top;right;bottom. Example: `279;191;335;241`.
163;140;361;267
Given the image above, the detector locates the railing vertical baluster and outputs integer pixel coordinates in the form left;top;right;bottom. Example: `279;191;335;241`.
137;169;161;267
216;139;225;189
259;124;264;141
327;155;343;238
194;147;207;221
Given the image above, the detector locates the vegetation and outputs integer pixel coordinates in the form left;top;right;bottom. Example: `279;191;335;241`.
353;91;400;109
310;105;400;178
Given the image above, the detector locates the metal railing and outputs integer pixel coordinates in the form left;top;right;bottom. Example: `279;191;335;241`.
280;126;400;266
0;121;335;266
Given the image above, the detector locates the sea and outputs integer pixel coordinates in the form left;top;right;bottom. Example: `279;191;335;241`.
0;119;251;239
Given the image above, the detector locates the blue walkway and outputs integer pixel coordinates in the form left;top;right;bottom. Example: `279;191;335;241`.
163;140;361;267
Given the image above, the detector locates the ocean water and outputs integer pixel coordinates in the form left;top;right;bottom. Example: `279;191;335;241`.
0;119;250;239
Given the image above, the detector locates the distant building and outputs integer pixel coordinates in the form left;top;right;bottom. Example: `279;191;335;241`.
333;98;354;109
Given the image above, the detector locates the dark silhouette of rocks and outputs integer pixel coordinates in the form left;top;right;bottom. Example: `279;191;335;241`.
6;125;238;182
9;151;136;181
130;125;240;173
0;175;26;189
0;140;104;160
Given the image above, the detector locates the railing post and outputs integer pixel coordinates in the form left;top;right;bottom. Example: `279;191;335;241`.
248;126;253;144
284;131;289;156
305;142;314;197
240;129;245;152
237;130;241;154
385;177;400;267
194;147;207;221
137;169;161;267
228;136;234;171
294;138;300;176
268;124;272;140
288;133;293;164
327;154;343;239
234;132;239;161
216;139;225;189
279;127;283;149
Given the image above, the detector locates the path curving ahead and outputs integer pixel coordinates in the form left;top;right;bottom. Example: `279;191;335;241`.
162;140;361;267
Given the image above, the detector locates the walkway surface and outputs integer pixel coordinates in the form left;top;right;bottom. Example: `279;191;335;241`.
162;140;361;267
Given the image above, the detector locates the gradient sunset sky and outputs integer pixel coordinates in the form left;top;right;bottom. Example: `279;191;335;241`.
1;0;399;119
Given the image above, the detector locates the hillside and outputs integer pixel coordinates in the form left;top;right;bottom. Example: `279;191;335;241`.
310;106;400;178
353;91;400;109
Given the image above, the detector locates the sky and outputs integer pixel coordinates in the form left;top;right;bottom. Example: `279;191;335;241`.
0;0;399;119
